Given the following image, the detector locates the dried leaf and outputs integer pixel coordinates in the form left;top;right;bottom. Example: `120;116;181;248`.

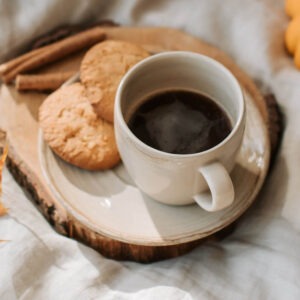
0;143;8;217
0;143;8;194
0;203;7;216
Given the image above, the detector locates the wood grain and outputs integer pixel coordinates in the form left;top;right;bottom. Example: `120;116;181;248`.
0;26;283;263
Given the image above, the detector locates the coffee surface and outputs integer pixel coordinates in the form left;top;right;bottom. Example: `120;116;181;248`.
128;90;232;154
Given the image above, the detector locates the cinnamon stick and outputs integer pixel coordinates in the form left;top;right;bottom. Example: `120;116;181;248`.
0;46;46;76
16;72;75;91
2;27;106;83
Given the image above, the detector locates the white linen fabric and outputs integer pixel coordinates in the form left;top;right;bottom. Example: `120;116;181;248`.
1;0;300;299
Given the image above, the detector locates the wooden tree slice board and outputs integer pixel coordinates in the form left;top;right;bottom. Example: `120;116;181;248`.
0;27;282;263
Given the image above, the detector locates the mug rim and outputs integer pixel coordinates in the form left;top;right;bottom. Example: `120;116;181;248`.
114;51;245;159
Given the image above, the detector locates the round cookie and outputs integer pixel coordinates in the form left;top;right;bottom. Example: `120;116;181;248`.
39;83;120;170
80;40;149;123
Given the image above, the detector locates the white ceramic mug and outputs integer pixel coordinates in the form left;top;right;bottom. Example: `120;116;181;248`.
114;51;245;211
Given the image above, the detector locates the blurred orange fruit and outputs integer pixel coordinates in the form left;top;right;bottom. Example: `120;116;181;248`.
285;16;300;54
294;41;300;68
286;0;300;18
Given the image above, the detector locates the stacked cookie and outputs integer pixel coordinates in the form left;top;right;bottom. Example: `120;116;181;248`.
39;40;149;170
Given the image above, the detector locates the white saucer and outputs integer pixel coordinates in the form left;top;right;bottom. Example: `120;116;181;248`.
38;90;269;246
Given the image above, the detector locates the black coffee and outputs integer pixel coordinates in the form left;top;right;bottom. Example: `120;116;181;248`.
128;90;232;154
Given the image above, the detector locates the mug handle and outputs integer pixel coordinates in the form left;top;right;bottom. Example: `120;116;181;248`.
193;162;234;212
